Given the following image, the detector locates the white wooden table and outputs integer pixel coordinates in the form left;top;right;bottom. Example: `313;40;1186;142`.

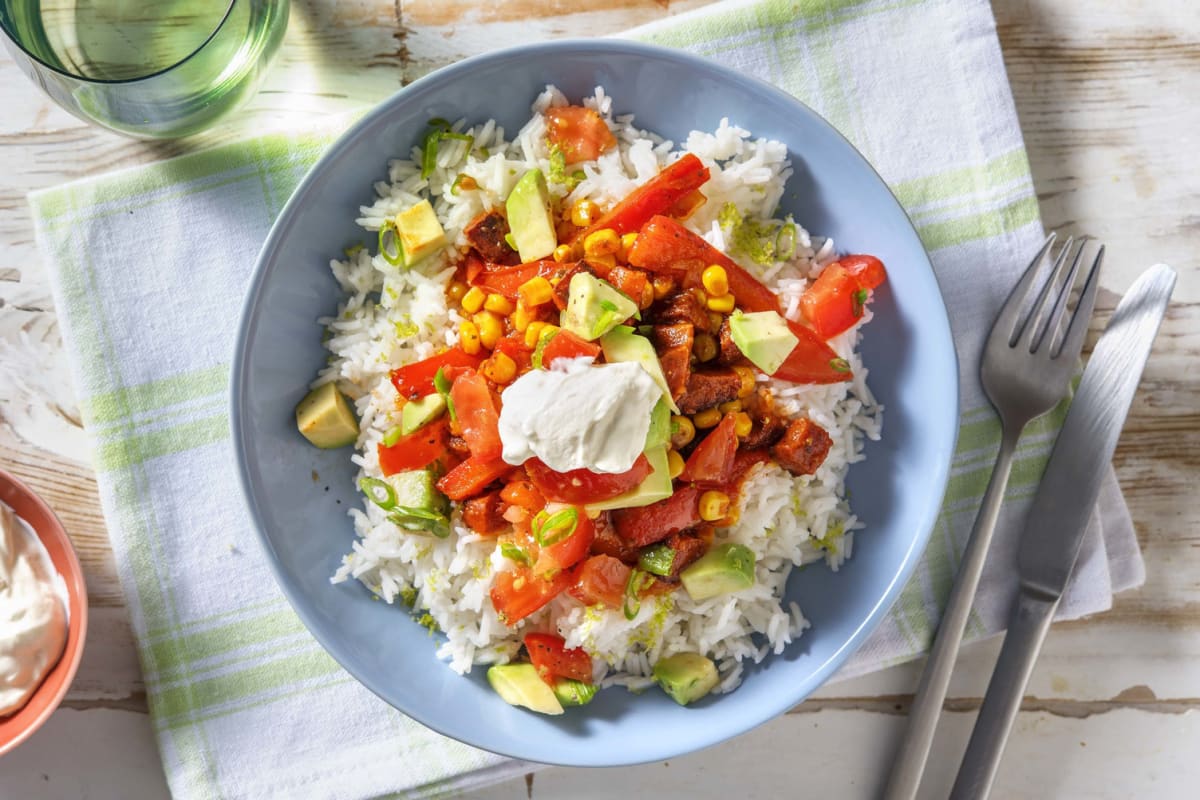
1;2;1197;797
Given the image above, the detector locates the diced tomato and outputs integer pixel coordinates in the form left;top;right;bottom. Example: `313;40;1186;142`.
378;418;449;476
462;490;508;535
389;348;482;400
500;480;546;513
568;554;632;609
436;454;511;500
607;266;649;307
532;509;595;578
544;105;617;164
773;321;853;384
679;413;739;485
612;485;702;547
449;371;502;460
463;252;486;284
525;455;651;504
840;254;887;290
471;260;560;299
627;216;778;313
524;633;593;684
572;154;711;242
803;261;878;339
538;329;601;368
490;566;573;625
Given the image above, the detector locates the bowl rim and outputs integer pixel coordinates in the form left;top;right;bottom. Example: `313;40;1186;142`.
231;37;959;765
0;467;89;757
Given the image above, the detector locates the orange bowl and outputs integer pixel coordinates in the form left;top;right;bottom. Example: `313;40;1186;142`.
0;467;88;756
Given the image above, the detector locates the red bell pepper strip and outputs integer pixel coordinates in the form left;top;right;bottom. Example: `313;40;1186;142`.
471;260;560;299
390;347;482;401
378;418;450;476
436;455;512;500
570;154;711;242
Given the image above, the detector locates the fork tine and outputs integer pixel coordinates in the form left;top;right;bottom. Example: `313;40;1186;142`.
1035;237;1089;354
1054;244;1104;360
993;232;1057;343
1016;236;1075;350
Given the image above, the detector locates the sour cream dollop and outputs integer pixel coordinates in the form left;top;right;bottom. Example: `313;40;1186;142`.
498;358;661;474
0;502;68;716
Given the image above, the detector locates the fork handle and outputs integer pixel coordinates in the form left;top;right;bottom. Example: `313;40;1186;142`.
950;589;1059;799
882;426;1021;800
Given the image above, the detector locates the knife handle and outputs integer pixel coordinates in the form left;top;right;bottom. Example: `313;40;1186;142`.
950;589;1059;800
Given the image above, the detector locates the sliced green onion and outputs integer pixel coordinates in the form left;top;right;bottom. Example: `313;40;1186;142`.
599;299;619;313
636;324;655;337
571;169;586;183
852;288;869;319
450;173;468;195
624;567;653;620
638;544;677;577
776;222;798;261
830;357;852;374
533;507;579;547
420;121;475;180
378;222;405;267
531;327;559;369
554;678;597;706
499;541;531;566
388;506;451;538
504;232;518;251
427;117;453;129
590;309;620;340
382;426;405;447
433;367;457;423
359;477;397;510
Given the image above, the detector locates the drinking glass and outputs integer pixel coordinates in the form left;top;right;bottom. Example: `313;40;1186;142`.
0;0;289;138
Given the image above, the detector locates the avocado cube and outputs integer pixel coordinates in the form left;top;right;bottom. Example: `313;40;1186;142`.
680;543;756;601
400;393;447;434
562;273;640;342
644;397;672;450
728;310;800;375
552;678;598;707
487;663;564;715
505;169;558;262
652;652;719;706
584;446;673;513
295;382;359;449
395;199;447;264
385;469;446;515
598;325;678;412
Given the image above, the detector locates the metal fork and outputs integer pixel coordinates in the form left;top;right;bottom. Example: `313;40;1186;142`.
882;233;1103;800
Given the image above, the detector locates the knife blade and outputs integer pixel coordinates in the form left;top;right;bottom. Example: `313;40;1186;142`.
950;263;1177;800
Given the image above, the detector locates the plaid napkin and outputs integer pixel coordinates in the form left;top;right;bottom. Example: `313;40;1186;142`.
27;0;1143;797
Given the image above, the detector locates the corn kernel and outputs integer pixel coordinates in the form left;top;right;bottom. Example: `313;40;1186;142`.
639;281;655;310
734;366;757;398
587;253;617;271
461;286;486;314
667;450;686;480
570;199;600;227
482;352;517;384
571;239;586;260
707;293;736;313
719;399;743;414
458;320;481;355
693;407;722;429
484;293;515;315
733;411;753;438
708;311;726;331
553;244;573;263
691;287;708;307
473;311;503;349
694;333;718;362
518;276;554;307
698;491;731;522
701;265;729;297
524;320;547;348
511;302;535;333
583;228;621;257
652;275;675;299
620;233;639;262
447;280;469;302
669;416;695;449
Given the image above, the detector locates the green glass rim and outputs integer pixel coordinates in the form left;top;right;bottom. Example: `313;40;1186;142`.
0;0;239;85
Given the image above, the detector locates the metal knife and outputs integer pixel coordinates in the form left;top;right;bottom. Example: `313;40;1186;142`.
949;263;1177;800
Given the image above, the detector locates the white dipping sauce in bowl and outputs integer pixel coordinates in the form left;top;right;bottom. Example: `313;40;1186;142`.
0;501;68;716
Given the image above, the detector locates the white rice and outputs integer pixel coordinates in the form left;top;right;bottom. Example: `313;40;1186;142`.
323;87;883;691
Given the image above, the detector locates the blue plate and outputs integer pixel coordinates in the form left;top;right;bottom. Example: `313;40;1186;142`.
231;40;958;766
